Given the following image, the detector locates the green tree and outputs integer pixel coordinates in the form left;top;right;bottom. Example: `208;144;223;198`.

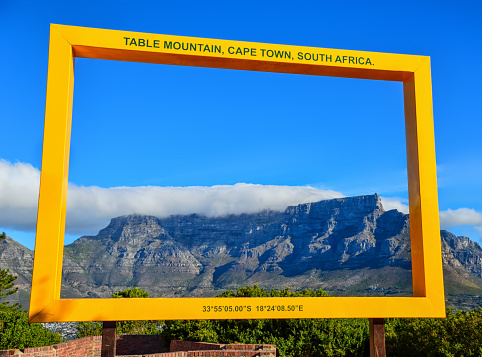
112;287;149;299
386;308;482;357
0;269;18;307
0;233;19;308
76;320;103;338
76;287;162;338
0;305;62;349
0;246;62;350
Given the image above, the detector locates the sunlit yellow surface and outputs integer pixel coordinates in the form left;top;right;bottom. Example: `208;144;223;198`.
29;24;445;322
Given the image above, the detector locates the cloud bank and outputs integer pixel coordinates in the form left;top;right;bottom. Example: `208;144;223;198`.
439;208;482;240
3;160;480;239
0;160;41;233
0;160;344;235
439;208;482;227
65;183;345;234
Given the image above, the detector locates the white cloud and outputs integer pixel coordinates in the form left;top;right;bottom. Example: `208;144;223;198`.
475;226;482;240
0;160;344;236
439;208;482;227
65;183;344;234
9;160;480;240
379;196;409;214
0;160;40;232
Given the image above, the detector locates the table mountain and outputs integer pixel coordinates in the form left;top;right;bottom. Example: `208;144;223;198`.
2;194;482;309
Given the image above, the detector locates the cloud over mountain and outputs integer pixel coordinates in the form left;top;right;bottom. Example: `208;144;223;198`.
3;160;480;239
0;160;343;235
65;183;344;234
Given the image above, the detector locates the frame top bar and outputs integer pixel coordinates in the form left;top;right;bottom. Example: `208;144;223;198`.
53;24;426;82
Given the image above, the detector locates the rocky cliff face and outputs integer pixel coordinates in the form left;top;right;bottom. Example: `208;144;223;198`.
2;194;482;309
58;194;482;305
0;235;34;306
60;195;411;297
441;230;482;278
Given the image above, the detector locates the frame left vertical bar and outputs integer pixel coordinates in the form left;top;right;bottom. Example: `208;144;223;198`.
29;25;74;321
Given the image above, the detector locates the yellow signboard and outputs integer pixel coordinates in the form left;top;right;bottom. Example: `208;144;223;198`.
29;24;445;322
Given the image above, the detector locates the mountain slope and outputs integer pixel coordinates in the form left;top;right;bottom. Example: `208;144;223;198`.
0;235;34;306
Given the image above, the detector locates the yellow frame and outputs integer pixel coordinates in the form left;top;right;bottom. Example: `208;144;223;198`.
29;24;445;322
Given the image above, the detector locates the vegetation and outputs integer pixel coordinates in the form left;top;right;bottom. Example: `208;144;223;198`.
0;233;18;306
162;285;482;357
385;308;482;357
163;285;368;356
0;269;18;307
0;305;62;349
76;287;163;338
75;320;103;338
74;285;482;356
0;252;62;350
112;286;149;298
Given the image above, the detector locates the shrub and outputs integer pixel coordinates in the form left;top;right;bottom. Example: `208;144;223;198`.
386;308;482;357
0;305;62;349
76;287;163;338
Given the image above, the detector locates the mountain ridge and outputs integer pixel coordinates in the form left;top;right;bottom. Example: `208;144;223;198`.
2;194;482;309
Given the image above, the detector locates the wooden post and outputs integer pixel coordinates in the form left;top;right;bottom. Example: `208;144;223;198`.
369;318;386;357
101;321;116;357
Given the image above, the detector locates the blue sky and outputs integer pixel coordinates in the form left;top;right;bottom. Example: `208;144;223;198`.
0;0;481;250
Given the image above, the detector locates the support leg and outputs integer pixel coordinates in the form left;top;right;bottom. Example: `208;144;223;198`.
369;318;386;357
101;321;117;357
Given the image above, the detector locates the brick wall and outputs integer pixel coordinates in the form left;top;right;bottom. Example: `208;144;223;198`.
170;340;276;356
116;334;165;355
0;337;276;357
0;335;102;357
